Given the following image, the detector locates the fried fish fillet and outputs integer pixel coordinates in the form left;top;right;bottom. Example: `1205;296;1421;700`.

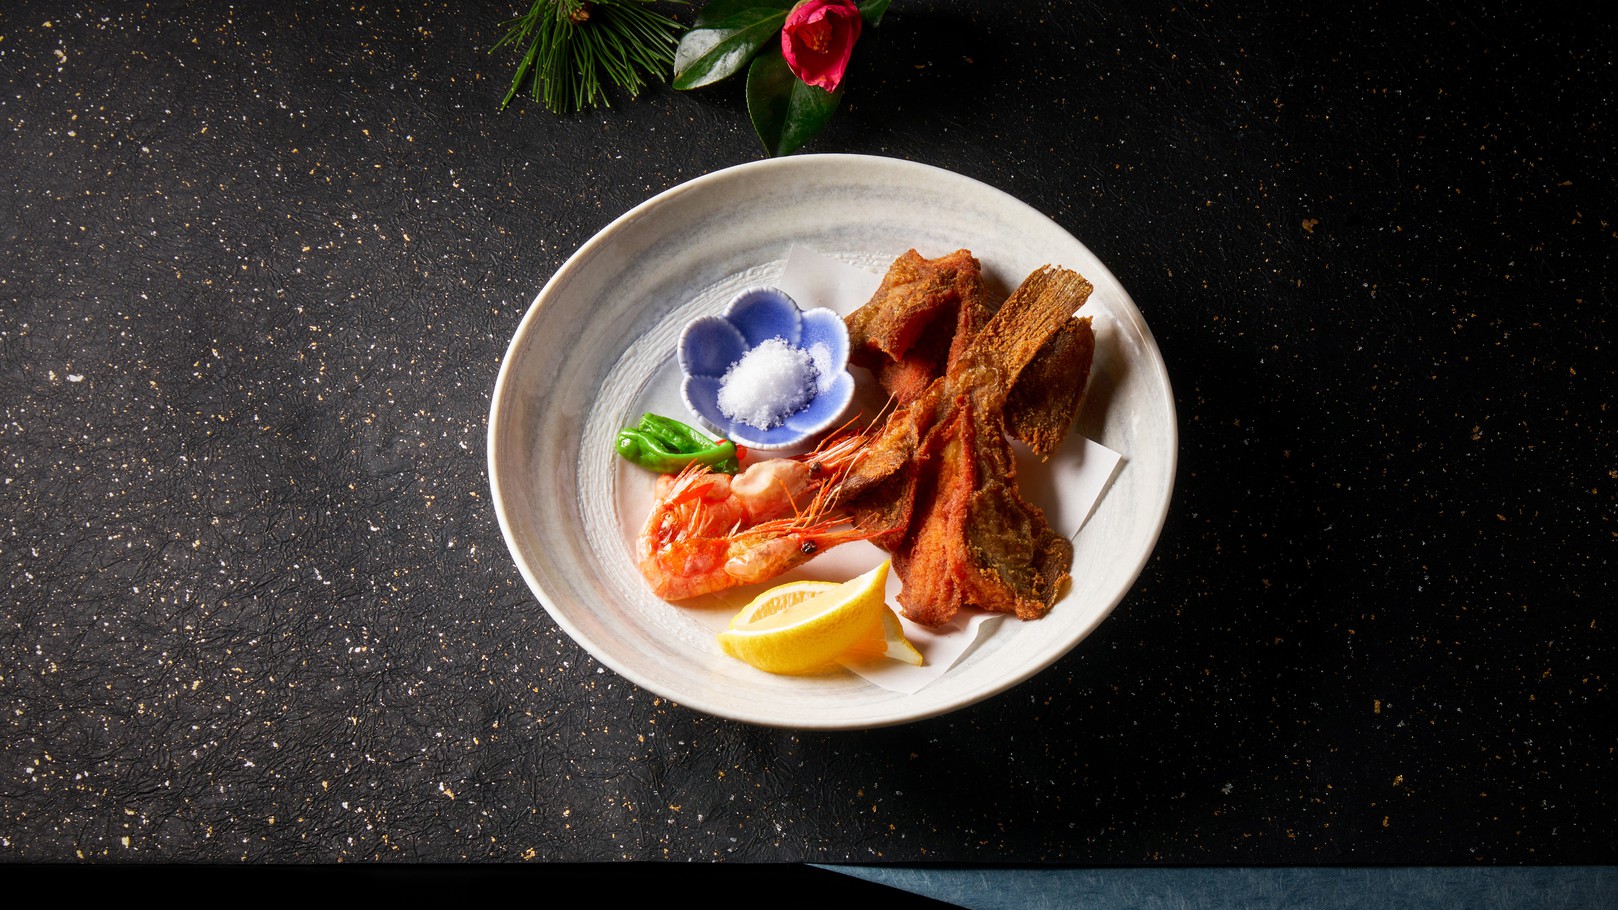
840;260;1094;624
1005;315;1094;458
846;248;992;407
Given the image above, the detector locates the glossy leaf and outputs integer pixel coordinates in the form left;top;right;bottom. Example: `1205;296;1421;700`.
858;0;892;27
693;0;795;29
673;8;790;90
746;49;843;157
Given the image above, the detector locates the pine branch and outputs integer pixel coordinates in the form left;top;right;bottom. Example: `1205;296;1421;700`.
495;1;686;114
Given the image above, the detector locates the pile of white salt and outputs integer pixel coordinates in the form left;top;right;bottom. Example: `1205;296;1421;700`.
716;337;832;430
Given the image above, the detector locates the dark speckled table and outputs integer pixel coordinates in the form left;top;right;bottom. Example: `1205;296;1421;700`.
1;0;1613;883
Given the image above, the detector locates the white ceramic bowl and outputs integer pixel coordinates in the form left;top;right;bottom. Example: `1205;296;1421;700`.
488;154;1176;729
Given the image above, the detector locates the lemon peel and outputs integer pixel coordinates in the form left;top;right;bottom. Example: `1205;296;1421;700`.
839;600;925;667
718;561;919;674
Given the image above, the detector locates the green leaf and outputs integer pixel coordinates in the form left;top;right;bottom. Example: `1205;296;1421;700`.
746;49;843;157
693;0;795;29
858;0;892;27
673;9;789;89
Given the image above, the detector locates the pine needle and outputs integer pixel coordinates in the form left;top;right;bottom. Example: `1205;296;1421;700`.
495;0;685;114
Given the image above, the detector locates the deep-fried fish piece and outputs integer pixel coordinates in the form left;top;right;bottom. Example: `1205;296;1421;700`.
1005;316;1094;458
959;408;1074;620
842;264;1094;624
838;389;929;550
948;267;1092;394
844;266;1091;490
888;398;975;624
846;249;984;363
897;268;1090;622
846;249;992;407
887;394;1075;624
838;374;937;548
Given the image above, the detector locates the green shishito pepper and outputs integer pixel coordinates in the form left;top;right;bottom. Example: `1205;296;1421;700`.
615;413;740;474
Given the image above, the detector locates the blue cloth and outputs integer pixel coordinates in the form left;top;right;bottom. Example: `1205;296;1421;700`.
818;865;1618;909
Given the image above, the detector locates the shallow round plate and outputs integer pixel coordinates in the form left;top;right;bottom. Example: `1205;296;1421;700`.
488;154;1176;729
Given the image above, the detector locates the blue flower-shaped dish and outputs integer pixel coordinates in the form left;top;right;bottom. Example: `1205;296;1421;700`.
678;287;854;451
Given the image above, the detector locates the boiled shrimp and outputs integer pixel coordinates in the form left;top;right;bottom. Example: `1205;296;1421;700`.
637;483;875;601
639;513;876;601
636;427;875;601
640;424;869;546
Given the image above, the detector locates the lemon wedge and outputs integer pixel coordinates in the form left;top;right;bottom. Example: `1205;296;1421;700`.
841;602;931;667
725;580;838;630
718;561;919;674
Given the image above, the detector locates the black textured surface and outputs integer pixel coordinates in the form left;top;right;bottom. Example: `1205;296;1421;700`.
1;0;1613;866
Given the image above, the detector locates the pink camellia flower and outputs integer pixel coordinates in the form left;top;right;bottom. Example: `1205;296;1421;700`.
780;0;863;93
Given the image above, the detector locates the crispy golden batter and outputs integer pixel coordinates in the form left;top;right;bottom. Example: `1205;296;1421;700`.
845;248;991;406
840;257;1094;624
1005;316;1094;458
